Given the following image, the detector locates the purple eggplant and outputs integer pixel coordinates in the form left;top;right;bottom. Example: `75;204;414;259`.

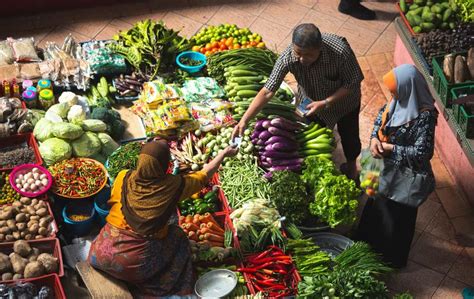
259;130;272;141
264;135;294;146
255;119;265;131
269;164;302;172
257;139;266;146
272;142;298;152
270;117;301;131
268;126;295;140
267;157;303;166
251;130;261;140
263;150;299;159
262;120;271;129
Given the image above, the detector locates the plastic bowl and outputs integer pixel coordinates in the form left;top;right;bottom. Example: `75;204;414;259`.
176;51;206;73
62;201;96;237
9;164;53;198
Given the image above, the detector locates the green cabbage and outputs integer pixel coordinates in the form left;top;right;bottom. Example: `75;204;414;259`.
82;119;107;132
47;102;70;119
39;138;72;166
33;118;54;142
52;122;83;140
71;132;101;157
97;133;119;157
67;105;86;124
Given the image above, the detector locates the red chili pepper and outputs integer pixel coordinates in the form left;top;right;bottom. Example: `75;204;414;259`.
252;281;265;293
248;255;291;265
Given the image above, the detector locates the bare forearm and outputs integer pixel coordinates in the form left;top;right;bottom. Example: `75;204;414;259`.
240;88;275;125
202;151;225;179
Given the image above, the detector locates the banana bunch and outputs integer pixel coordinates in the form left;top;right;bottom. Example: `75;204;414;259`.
297;123;335;159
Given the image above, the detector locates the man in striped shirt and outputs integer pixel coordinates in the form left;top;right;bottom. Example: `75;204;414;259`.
232;23;364;180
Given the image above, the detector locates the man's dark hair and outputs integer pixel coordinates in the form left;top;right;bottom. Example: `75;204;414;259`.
292;23;322;49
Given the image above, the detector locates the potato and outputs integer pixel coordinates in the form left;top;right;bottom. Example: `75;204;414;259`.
16;223;26;232
12;274;22;280
24;261;45;278
24;234;33;241
25;206;36;216
38;227;48;237
39;216;51;228
1;272;13;281
15;213;26;223
20;232;26;238
10;207;19;216
30;216;40;221
12;201;22;208
19;197;31;205
0;227;10;235
0;234;4;242
34;235;43;239
37;253;58;274
0;210;13;220
0;253;12;273
12;232;20;240
13;240;32;257
27;248;40;262
5;235;14;242
6;220;16;232
28;224;39;235
10;253;27;274
0;221;5;227
36;208;48;217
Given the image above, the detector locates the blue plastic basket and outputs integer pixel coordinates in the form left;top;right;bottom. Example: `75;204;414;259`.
62;202;96;237
176;51;206;73
94;186;111;227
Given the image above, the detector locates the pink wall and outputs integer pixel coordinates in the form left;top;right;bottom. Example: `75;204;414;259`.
394;36;474;203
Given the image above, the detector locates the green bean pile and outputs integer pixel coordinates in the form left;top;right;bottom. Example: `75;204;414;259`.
219;159;271;209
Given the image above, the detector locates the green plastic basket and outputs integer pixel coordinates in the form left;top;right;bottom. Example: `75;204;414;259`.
451;86;474;139
432;53;473;108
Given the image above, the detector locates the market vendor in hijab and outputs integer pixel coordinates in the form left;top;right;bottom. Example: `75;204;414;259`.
357;64;437;268
88;139;238;297
232;23;364;181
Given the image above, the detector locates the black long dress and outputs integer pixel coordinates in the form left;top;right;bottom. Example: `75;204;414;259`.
357;107;437;268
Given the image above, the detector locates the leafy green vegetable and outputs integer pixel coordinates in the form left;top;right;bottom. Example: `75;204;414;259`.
267;170;310;225
309;174;360;228
301;156;337;187
334;242;391;275
392;292;414;299
287;238;331;277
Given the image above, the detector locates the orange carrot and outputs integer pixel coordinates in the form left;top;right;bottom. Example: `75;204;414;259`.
207;222;224;233
200;223;207;229
202;213;220;226
179;216;185;224
200;240;223;247
193;214;201;221
187;223;199;231
185;215;193;223
193;218;201;226
204;233;224;242
188;231;198;241
201;226;223;236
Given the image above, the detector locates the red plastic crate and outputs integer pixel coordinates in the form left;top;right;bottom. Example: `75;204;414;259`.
0;133;43;172
0;237;64;282
396;1;417;36
0;199;59;243
5;273;66;299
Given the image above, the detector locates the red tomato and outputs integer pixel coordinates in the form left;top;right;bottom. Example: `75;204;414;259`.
219;44;228;51
205;43;212;51
211;42;219;48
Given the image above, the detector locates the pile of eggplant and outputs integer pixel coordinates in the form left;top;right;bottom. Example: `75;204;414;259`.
251;117;303;173
112;72;148;98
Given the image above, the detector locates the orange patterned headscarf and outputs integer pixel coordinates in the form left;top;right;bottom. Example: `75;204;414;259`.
378;70;397;142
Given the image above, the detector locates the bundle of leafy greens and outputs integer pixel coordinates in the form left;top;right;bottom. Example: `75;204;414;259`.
268;170;310;225
109;19;192;79
301;156;337;187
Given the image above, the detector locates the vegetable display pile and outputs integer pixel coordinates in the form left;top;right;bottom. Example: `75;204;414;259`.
113;72;147;98
252;117;302;173
0;145;35;169
238;246;298;297
207;48;278;83
0;282;52;298
179;57;202;66
297;123;335;160
287;238;331;277
49;158;106;198
106;141;142;180
400;0;459;33
442;49;474;84
84;77;114;109
178;185;220;215
234;99;296;122
109;19;192;79
0;173;20;204
219;160;270;209
0;240;58;281
191;24;265;55
13;167;49;194
266;171;309;225
230;198;285;253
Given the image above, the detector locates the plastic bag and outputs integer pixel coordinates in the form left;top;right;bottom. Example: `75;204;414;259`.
359;148;383;197
0;41;14;65
8;37;41;62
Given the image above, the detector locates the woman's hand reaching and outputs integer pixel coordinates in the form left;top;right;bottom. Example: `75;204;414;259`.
222;146;239;158
370;138;385;159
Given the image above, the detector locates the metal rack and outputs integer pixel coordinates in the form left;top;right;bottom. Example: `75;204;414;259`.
394;17;474;166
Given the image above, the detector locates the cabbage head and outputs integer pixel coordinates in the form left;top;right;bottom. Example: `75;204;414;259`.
67;105;86;124
82;119;107;132
71;132;101;157
47;102;70;119
39;138;72;166
97;133;119;157
33;118;54;142
52;122;83;140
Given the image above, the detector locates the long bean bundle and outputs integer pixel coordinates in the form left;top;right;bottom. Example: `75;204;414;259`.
207;48;278;83
219;159;270;209
334;242;391;275
287;238;331;277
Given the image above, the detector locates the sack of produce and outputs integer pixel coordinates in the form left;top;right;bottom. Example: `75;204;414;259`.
359;148;383;197
39;138;72;165
82;119;107;132
97;133;119;157
47;102;70;119
67;105;86;124
71;132;101;157
33;118;54;142
52;122;83;140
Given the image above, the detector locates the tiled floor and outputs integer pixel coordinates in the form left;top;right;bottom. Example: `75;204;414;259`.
2;0;472;297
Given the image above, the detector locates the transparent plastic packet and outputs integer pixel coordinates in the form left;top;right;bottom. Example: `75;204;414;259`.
8;37;41;62
0;40;14;65
359;148;383;197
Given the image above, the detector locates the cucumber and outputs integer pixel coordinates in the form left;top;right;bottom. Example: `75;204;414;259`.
413;15;422;25
409;3;419;10
233;84;263;91
442;8;452;21
229;76;263;84
237;90;259;98
421;22;435;31
226;65;254;72
230;69;260;77
413;26;422;33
